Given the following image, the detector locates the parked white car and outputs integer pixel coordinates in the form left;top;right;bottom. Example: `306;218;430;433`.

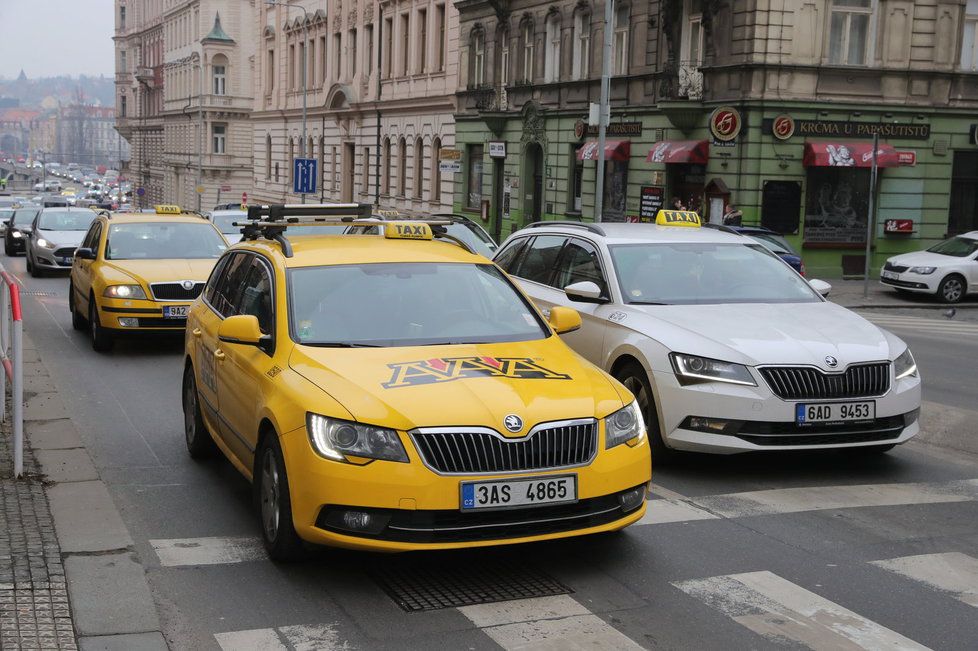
880;231;978;303
494;214;922;455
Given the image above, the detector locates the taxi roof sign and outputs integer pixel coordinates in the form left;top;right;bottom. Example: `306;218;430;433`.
385;222;433;240
154;204;183;215
655;209;701;227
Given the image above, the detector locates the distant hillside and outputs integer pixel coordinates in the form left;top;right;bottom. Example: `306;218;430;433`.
0;75;115;110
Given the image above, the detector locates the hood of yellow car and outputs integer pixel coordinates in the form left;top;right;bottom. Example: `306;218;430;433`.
103;259;217;285
288;337;630;433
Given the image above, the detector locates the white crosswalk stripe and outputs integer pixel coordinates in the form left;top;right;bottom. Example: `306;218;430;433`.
673;570;929;650
856;312;978;337
215;624;351;650
872;552;978;608
150;536;266;567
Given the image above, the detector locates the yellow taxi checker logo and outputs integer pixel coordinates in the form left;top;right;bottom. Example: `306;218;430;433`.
383;356;571;389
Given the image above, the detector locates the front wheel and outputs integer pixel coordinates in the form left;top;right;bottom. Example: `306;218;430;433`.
614;361;669;458
89;298;113;352
69;283;86;331
937;275;966;304
256;435;304;562
183;365;216;459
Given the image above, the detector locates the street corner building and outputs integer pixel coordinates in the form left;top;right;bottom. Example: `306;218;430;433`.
451;0;978;278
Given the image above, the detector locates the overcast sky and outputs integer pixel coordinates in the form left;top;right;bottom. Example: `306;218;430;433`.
0;0;115;78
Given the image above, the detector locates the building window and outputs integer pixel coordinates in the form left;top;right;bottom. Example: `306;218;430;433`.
319;136;326;189
332;146;338;191
333;33;342;79
544;14;561;83
681;1;704;98
962;0;978;70
319;35;327;84
382;137;391;194
265;134;272;180
288;138;294;185
572;12;590;80
289;44;296;89
120;95;127;117
613;5;629;75
365;24;374;75
431;136;441;203
350;29;358;78
417;9;428;73
499;30;510;86
949;151;978;234
467;144;484;210
298;41;306;88
521;21;534;82
120;50;127;72
471;28;486;86
383;17;394;78
266;49;275;93
828;0;874;65
570;145;584;213
212;125;226;154
414;137;424;199
212;63;226;95
435;4;446;72
120;6;126;30
399;13;410;76
364;146;371;194
398;138;407;196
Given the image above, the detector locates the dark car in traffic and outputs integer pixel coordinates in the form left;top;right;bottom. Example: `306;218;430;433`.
731;225;804;275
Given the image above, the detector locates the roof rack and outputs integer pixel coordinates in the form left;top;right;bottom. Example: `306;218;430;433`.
525;221;606;236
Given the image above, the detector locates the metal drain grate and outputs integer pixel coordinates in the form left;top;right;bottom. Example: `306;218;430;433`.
371;554;572;612
19;291;56;296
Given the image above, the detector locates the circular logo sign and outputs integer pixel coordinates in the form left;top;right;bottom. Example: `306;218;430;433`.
181;280;195;291
503;414;523;433
710;107;742;142
824;356;839;368
574;120;586;141
772;114;796;141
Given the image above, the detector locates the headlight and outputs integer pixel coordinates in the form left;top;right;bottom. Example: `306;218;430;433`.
103;284;147;299
605;400;646;449
306;413;408;463
908;266;936;275
894;348;918;380
11;231;21;238
36;237;55;249
670;353;757;386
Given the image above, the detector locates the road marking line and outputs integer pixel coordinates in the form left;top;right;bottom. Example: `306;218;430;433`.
458;594;644;650
673;571;929;650
648;482;686;501
150;536;266;567
215;624;349;650
872;553;978;608
637;499;719;525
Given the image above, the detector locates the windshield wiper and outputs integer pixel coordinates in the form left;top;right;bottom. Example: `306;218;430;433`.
630;301;670;305
417;340;489;346
303;342;384;348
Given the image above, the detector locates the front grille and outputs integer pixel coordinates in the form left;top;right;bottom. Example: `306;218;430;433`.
135;318;187;328
412;419;597;474
150;282;204;301
760;363;890;400
735;415;906;447
880;277;929;289
53;247;75;258
884;262;908;273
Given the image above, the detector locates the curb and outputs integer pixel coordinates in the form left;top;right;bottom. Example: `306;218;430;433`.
21;334;168;650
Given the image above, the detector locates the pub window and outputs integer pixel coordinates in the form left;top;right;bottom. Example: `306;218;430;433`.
467;144;484;209
828;0;874;66
962;0;978;70
569;145;585;213
613;4;629;75
804;167;871;244
572;12;590;80
949;151;978;235
544;13;561;83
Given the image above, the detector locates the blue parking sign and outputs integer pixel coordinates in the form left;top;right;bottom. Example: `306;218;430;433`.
293;158;318;194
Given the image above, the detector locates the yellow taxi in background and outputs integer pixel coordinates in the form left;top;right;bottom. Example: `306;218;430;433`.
183;204;651;560
69;205;228;352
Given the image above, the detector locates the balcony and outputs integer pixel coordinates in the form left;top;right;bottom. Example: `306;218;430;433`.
657;60;703;101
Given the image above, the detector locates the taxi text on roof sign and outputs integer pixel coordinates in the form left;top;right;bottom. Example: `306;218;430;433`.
655;209;701;227
384;222;433;240
154;204;183;215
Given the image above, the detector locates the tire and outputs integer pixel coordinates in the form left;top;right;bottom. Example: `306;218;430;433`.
936;274;966;304
4;238;12;256
614;361;670;459
27;252;42;277
69;283;86;331
88;297;113;352
183;364;217;459
256;434;304;562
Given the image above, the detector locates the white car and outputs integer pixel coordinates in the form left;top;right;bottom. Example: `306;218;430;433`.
880;232;978;303
493;215;921;455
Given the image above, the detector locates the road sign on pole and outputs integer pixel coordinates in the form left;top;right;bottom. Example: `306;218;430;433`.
293;158;318;194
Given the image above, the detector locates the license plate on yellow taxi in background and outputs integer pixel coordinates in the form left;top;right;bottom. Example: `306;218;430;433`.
460;475;577;511
163;305;189;319
796;401;875;425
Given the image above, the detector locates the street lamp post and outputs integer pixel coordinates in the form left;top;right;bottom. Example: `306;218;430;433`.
267;1;310;204
594;0;615;223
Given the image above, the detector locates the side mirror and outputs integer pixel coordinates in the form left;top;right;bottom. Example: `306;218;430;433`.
75;247;96;260
548;306;582;335
564;280;607;304
218;314;267;347
809;279;832;297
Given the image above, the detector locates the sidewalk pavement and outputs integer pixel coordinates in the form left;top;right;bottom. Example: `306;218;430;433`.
2;335;167;651
823;277;978;310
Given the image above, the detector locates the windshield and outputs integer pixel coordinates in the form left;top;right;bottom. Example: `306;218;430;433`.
210;212;245;235
927;236;978;258
289;262;547;347
12;209;39;226
37;210;96;231
749;233;796;256
354;221;498;257
610;242;821;305
0;210;13;221
106;222;228;260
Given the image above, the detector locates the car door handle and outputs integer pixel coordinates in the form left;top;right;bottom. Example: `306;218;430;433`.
192;328;202;338
214;349;226;361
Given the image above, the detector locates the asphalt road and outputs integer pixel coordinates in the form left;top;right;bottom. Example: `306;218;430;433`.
5;254;978;650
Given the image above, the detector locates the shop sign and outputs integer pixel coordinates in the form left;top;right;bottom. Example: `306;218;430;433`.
884;218;914;234
574;120;643;140
639;186;664;221
896;151;916;166
763;118;931;140
439;148;462;173
772;115;795;140
710;107;742;142
488;141;506;158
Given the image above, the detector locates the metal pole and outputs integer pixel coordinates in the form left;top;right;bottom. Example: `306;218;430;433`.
863;132;878;298
594;0;614;223
301;18;308;204
12;319;22;478
197;57;203;212
1;289;7;423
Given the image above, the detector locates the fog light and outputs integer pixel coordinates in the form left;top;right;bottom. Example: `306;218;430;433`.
619;486;647;512
686;417;741;435
319;507;391;535
904;408;920;426
118;317;138;327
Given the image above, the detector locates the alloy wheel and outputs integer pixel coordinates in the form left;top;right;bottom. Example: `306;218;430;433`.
260;450;280;542
942;278;963;303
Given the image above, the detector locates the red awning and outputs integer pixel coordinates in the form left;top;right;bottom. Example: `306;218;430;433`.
802;141;904;168
577;140;631;161
646;140;709;164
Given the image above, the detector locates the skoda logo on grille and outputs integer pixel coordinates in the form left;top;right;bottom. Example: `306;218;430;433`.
181;280;195;291
824;356;839;368
503;414;523;433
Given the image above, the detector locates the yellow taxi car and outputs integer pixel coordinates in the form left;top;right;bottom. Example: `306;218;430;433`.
69;205;228;352
182;203;651;560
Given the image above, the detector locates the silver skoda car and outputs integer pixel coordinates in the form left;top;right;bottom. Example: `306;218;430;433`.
26;207;98;277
